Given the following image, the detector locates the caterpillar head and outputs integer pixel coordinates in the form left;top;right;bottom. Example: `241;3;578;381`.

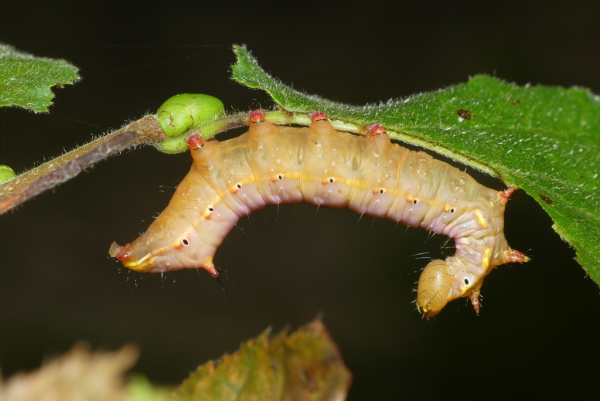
416;259;453;318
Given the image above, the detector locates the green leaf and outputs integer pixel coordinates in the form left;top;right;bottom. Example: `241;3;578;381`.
231;44;600;283
176;319;351;401
0;43;79;112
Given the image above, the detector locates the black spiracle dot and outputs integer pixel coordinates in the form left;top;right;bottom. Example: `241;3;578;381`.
236;183;242;189
208;207;215;213
379;189;385;194
464;278;469;285
277;174;284;180
329;177;335;184
182;239;189;246
413;199;419;205
450;208;456;214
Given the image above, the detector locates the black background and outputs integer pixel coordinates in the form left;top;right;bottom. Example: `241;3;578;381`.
1;1;600;399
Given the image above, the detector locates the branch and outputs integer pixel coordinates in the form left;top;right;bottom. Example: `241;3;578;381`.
0;115;165;214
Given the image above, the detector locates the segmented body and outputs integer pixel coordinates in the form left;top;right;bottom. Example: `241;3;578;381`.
110;111;529;317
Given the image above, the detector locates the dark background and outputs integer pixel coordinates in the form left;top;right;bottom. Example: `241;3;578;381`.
1;1;600;399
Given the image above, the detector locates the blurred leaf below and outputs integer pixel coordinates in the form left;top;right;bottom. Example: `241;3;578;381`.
0;344;138;401
0;320;351;401
177;319;351;401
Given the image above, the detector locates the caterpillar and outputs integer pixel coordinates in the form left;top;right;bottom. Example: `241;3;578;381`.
109;110;529;317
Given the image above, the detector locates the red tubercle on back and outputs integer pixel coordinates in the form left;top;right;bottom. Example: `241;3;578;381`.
498;186;530;263
187;134;205;150
310;111;328;122
249;110;266;123
366;123;387;137
499;185;517;205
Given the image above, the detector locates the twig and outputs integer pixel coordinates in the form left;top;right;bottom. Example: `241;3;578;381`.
0;115;165;214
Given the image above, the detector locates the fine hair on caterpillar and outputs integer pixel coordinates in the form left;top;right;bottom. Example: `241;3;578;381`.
110;109;530;317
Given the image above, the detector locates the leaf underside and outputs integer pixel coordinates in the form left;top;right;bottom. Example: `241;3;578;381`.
231;44;600;283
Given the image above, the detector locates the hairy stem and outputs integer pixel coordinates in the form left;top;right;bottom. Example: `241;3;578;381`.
0;115;165;214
